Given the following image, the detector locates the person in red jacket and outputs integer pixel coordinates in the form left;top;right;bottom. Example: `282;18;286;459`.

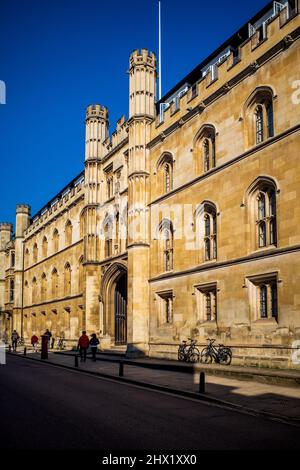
77;331;90;362
31;334;39;353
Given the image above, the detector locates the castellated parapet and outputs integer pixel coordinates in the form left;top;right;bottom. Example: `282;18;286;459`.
129;48;156;69
16;204;31;215
86;104;109;121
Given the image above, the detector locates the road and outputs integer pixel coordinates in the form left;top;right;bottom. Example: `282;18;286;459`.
0;355;298;450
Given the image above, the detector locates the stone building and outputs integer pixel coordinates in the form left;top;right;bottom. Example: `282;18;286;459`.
1;0;300;368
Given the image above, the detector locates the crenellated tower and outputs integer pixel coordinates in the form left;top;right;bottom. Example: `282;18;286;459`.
127;49;157;356
14;204;31;334
83;104;109;332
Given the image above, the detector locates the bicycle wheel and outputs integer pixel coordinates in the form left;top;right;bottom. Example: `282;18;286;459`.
189;352;200;363
178;348;185;361
218;348;232;365
200;348;213;364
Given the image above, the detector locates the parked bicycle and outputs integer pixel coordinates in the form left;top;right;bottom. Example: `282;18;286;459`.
178;338;200;363
200;338;232;365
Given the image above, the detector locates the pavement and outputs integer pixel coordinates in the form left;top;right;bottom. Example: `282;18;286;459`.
0;354;299;450
8;347;300;424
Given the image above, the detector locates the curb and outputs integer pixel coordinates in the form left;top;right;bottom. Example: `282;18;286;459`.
9;352;300;428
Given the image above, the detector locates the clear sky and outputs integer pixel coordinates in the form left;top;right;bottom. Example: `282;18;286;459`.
0;0;269;225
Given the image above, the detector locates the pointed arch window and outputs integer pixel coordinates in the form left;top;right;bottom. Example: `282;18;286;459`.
41;274;47;302
245;87;275;147
104;217;113;258
78;257;84;293
32;277;38;304
25;248;30;267
157;153;173;194
256;187;277;248
52;269;59;298
42;236;48;258
158;220;174;272
64;263;71;296
65;221;73;246
203;203;217;261
53;229;59;253
194;125;216;173
33;243;38;264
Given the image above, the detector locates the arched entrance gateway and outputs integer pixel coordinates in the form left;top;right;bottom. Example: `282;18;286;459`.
114;273;127;344
101;263;128;346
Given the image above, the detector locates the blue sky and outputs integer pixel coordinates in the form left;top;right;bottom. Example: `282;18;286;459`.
0;0;269;225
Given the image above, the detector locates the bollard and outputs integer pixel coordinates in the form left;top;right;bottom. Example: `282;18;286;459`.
24;347;27;356
199;371;205;394
119;361;124;377
75;355;79;368
41;335;48;360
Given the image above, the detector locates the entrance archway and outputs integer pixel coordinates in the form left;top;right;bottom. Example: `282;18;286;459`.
100;262;128;345
114;273;127;345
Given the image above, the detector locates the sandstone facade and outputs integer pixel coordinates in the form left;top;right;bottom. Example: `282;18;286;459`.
1;1;300;368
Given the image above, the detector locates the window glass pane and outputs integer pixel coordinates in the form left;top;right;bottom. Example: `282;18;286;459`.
266;102;274;138
256;107;264;144
205;215;210;237
260;285;267;318
206;294;211;321
258;193;266;219
271;284;278;319
203;139;210;171
259;222;266;247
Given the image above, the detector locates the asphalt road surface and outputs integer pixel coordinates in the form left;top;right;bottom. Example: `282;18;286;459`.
0;355;298;450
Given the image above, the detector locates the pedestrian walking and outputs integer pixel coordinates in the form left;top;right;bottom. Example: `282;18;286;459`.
78;330;90;362
11;330;19;352
89;333;100;361
31;334;39;352
51;336;55;349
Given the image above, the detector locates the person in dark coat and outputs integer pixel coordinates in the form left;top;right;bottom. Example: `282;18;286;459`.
89;333;100;361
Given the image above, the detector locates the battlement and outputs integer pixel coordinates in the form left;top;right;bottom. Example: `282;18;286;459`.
24;172;85;238
129;49;156;69
155;1;299;129
0;223;13;232
16;204;31;215
101;116;129;159
86;104;109;121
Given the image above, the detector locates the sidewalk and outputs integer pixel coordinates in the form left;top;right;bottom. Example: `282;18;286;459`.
10;348;300;423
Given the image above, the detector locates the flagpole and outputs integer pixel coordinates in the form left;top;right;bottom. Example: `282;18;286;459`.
158;0;162;101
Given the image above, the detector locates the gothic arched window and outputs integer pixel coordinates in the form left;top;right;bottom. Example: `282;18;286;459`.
244;87;275;147
53;229;59;253
52;269;58;298
246;177;278;251
203;203;217;261
157;220;174;272
41;273;47;302
42;236;48;258
33;243;38;264
256;187;277;248
65;221;73;246
64;263;71;296
157;153;174;194
194;125;216;174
